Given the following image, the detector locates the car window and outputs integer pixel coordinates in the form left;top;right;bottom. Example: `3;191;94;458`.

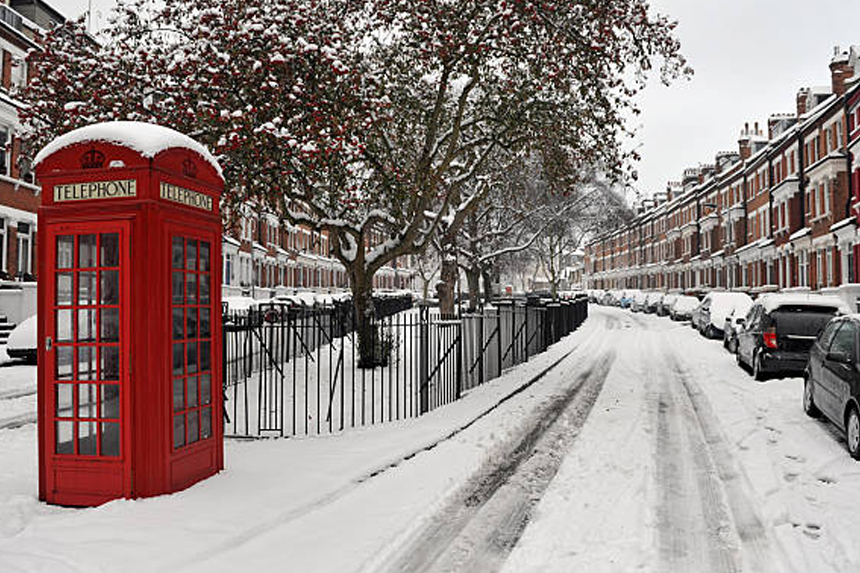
747;306;761;329
830;322;856;359
819;321;842;350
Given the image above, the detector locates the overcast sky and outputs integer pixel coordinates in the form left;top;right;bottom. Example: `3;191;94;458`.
67;0;859;202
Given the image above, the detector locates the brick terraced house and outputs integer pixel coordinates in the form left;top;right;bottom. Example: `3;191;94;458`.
585;47;860;298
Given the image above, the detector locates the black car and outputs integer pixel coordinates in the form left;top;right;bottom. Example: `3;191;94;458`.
736;295;847;380
804;316;860;458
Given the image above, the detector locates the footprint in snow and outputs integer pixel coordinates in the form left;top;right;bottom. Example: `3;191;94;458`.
784;453;806;463
783;472;799;482
801;523;822;539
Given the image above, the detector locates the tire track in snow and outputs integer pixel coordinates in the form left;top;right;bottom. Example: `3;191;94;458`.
652;343;783;573
378;348;614;573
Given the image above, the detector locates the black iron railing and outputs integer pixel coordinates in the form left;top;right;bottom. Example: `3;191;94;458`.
222;296;588;438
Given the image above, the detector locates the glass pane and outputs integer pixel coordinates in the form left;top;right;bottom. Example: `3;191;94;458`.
100;233;119;267
55;383;74;418
201;407;211;439
78;384;98;418
186;240;198;271
173;343;184;375
187;342;198;374
77;346;97;380
77;309;97;342
200;275;210;304
55;346;73;380
56;235;74;269
55;421;74;454
186;308;197;339
56;308;73;342
200;374;211;405
172;272;184;304
100;308;119;342
186;272;197;304
101;384;120;419
78;234;97;267
101;346;120;380
187;410;199;444
100;270;119;304
200;242;210;272
78;271;97;305
78;421;97;455
56;272;73;305
101;422;120;457
173;377;184;411
172;237;184;269
187;376;198;407
173;308;184;339
199;308;210;338
200;341;210;372
173;414;185;448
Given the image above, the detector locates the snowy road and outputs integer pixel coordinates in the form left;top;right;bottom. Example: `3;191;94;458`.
4;307;860;572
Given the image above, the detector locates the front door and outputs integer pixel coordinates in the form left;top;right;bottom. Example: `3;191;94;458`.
45;222;131;504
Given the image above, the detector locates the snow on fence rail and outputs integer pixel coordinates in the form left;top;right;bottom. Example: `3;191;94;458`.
221;296;588;438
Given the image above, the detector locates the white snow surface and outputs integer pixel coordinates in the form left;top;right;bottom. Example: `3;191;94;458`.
33;122;223;180
5;307;860;571
5;315;35;351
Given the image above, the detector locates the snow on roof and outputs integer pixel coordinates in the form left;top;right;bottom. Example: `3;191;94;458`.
789;228;811;241
33;121;223;180
758;293;850;314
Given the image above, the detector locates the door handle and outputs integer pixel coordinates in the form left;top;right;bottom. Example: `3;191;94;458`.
45;336;52;352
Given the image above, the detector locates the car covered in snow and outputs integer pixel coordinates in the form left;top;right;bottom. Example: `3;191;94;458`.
804;315;860;458
6;314;36;364
619;289;640;309
737;293;851;380
723;298;755;354
698;292;754;339
670;295;699;321
657;293;678;316
644;292;664;314
630;290;649;312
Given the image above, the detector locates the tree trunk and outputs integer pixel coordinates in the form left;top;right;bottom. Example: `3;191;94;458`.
482;267;493;303
438;256;458;318
351;274;378;369
465;265;481;311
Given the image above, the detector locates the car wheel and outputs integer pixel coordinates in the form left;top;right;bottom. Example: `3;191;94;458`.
803;377;820;418
847;407;860;460
706;325;715;339
753;351;766;381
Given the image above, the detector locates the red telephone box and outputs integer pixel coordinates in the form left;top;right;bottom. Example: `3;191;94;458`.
35;122;224;506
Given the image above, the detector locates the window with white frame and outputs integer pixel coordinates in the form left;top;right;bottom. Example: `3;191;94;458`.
224;253;234;285
0;126;10;177
11;55;25;89
16;221;30;275
799;250;809;287
827;248;833;285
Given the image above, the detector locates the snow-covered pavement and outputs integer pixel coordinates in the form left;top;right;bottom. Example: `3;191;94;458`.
3;307;860;572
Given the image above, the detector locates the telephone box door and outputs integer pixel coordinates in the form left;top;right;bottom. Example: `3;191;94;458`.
44;221;131;504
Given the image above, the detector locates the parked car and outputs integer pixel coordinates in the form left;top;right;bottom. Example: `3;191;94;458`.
700;292;753;339
631;290;649;312
658;294;678;316
736;294;850;380
723;298;755;353
804;315;860;458
619;289;640;309
670;295;699;321
5;315;36;364
645;292;664;314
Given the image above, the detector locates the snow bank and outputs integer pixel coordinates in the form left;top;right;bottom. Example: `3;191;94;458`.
5;315;35;351
33;122;223;179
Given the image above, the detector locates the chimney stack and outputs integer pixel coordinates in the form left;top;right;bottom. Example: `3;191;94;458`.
830;46;854;97
796;88;810;117
738;123;752;161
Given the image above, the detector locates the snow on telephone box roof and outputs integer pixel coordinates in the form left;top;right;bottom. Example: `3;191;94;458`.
33;121;223;181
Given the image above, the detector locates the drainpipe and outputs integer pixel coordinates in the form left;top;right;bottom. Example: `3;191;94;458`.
798;128;806;228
